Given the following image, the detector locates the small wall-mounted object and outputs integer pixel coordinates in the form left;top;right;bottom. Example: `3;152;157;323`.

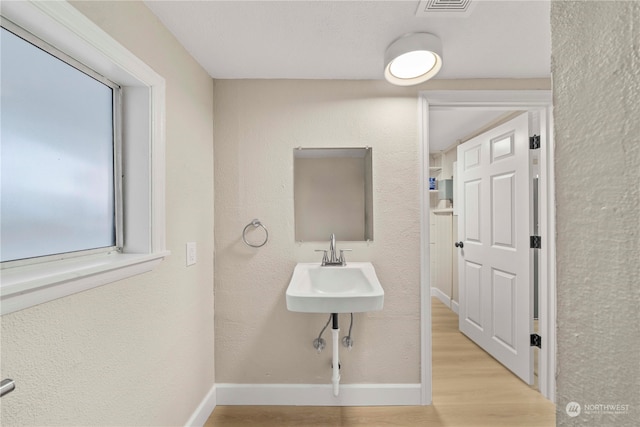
438;179;453;201
242;219;269;248
1;379;15;398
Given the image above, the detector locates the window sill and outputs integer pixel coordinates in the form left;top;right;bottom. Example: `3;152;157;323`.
1;251;170;315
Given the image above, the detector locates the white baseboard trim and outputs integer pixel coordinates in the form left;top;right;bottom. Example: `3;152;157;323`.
451;299;459;314
185;384;216;427
216;383;422;406
431;287;459;314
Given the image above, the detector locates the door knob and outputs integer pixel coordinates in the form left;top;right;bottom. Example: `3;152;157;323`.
455;241;464;248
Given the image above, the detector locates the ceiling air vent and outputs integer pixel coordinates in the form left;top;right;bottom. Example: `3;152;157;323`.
416;0;476;18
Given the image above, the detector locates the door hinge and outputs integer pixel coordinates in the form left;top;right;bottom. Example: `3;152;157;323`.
529;135;540;150
530;235;541;249
530;333;542;348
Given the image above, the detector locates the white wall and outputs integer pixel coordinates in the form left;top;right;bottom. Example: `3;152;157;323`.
213;79;422;384
213;79;550;386
552;2;640;425
0;2;215;425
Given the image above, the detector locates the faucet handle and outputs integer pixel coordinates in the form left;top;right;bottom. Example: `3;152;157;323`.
338;249;352;265
314;249;329;265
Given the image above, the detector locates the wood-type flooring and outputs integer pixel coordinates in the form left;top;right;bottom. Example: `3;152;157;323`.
206;298;554;426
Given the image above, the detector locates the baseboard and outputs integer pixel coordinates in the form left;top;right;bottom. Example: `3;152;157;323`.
451;299;459;314
185;383;216;427
431;287;458;314
216;383;422;406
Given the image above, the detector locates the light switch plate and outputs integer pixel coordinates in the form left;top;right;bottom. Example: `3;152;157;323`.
186;242;197;266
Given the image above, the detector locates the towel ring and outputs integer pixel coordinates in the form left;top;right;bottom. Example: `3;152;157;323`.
242;219;269;248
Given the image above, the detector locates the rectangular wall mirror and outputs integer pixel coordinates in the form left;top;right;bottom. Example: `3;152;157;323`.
294;148;373;242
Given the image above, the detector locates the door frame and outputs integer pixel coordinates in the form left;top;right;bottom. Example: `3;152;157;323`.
418;90;555;403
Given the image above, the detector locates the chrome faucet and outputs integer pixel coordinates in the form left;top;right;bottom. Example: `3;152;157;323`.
316;233;350;266
329;233;337;263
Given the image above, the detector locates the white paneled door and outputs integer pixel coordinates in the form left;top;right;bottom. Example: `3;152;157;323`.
456;113;533;384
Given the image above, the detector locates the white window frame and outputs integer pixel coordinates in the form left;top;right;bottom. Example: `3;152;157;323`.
0;1;169;315
1;17;124;266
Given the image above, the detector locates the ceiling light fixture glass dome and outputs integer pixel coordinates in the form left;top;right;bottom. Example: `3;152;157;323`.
384;32;443;86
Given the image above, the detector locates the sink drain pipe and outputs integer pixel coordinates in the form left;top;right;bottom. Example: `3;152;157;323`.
331;313;340;397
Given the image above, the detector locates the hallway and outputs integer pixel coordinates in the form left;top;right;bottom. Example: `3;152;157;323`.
206;298;554;426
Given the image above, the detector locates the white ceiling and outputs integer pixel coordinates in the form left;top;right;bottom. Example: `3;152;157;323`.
144;0;550;80
429;109;513;152
143;0;550;152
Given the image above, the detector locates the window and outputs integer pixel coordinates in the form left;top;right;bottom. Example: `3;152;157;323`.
1;20;122;264
0;1;168;315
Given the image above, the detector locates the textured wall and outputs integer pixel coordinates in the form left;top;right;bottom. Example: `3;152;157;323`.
213;79;422;384
552;2;640;425
212;79;551;385
0;2;214;425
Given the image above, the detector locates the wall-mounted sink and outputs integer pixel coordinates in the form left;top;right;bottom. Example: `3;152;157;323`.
286;262;384;313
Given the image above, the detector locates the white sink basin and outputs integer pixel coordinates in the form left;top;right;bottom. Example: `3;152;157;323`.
286;262;384;313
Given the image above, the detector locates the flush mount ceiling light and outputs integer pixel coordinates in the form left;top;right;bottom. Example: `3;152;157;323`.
384;32;443;86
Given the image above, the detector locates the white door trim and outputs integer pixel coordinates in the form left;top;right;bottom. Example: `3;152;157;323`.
418;90;555;403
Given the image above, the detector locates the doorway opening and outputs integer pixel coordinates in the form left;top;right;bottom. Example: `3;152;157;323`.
418;91;555;404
